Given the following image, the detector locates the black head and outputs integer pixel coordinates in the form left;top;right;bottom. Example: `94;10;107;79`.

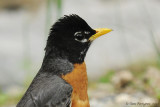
45;14;96;63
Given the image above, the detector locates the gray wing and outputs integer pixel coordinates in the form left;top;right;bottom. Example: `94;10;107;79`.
17;74;72;107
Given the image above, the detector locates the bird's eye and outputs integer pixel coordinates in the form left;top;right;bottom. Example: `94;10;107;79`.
74;32;84;41
84;31;90;35
74;32;87;43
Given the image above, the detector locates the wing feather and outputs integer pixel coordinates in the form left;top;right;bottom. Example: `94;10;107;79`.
17;74;72;107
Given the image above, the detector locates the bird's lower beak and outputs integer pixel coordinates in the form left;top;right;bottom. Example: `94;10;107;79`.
89;28;112;41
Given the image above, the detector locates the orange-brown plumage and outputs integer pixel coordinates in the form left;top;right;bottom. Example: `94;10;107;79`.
62;62;90;107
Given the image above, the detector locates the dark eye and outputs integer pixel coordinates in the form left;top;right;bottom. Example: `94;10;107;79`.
74;32;84;40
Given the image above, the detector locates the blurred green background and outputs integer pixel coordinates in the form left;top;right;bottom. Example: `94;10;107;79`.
0;0;160;107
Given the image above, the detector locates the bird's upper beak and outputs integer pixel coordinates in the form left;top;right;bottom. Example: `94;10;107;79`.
89;28;112;41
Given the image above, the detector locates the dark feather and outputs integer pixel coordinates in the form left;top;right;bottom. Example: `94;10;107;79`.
51;14;92;33
17;74;72;107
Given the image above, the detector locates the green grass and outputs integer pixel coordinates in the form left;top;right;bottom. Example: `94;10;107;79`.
0;93;8;106
99;70;115;83
155;89;160;100
0;91;23;106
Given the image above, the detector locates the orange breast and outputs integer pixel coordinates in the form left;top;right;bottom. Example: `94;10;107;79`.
62;62;90;107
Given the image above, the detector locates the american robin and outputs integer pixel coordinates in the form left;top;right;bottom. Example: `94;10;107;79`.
17;14;112;107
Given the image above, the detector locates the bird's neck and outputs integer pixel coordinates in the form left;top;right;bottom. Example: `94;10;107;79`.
43;46;88;64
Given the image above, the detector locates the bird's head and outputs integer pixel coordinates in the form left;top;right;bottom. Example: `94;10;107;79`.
46;14;112;63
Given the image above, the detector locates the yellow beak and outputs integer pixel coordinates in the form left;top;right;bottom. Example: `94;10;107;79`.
89;28;112;41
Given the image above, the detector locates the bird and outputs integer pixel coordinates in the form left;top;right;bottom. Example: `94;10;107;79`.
16;14;112;107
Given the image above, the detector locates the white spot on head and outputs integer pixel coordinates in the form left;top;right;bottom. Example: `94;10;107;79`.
84;31;90;34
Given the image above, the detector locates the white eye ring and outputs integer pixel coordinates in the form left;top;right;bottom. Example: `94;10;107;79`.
84;31;90;34
74;31;88;43
74;31;82;36
75;38;88;43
